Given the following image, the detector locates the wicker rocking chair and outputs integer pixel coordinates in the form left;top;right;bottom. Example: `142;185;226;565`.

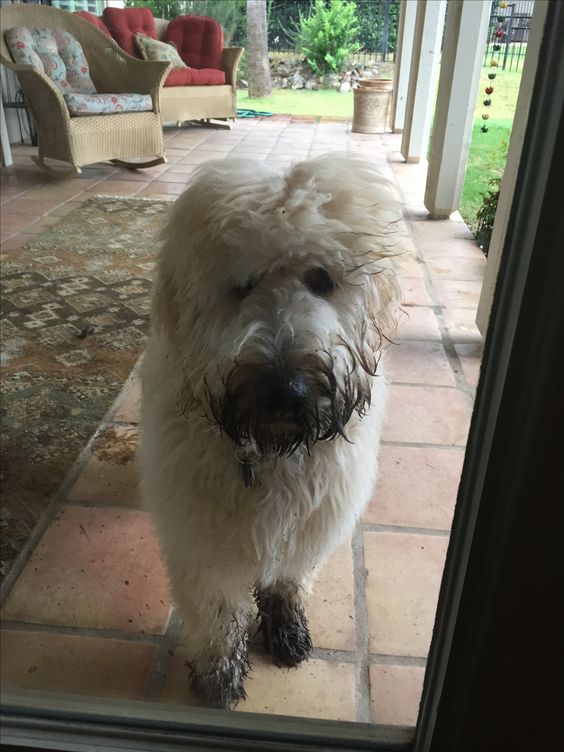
0;3;170;177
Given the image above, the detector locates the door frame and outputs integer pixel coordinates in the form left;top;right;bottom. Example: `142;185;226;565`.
416;0;563;748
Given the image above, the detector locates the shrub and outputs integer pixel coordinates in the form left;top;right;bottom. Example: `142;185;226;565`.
293;0;361;76
475;177;502;256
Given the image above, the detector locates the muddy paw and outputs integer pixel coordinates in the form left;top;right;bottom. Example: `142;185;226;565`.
256;589;312;668
189;653;250;709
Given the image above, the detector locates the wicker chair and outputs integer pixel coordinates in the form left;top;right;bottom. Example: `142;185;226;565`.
0;4;171;177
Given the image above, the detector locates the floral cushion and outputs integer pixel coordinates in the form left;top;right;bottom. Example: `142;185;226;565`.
63;92;153;116
5;26;96;95
134;33;187;68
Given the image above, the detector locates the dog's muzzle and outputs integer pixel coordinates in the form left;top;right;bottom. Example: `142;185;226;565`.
229;370;311;487
208;357;371;468
217;367;317;456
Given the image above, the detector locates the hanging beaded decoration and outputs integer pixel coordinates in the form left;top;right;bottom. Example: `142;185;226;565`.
482;0;508;133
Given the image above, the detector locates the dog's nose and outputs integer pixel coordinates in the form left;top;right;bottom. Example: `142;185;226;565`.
260;373;309;418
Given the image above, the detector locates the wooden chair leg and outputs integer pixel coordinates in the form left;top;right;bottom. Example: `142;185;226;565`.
31;155;81;179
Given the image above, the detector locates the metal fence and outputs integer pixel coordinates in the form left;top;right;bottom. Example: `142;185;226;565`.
267;0;399;62
484;0;534;72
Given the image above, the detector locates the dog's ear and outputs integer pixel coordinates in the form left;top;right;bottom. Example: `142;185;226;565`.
151;259;179;342
364;264;402;347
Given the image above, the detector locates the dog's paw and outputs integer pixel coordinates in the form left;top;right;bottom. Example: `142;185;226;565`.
189;653;250;710
257;591;313;668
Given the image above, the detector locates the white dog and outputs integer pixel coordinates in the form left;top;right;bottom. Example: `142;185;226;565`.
139;154;403;708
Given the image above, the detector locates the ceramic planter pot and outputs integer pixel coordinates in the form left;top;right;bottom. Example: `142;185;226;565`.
358;78;393;91
352;81;393;133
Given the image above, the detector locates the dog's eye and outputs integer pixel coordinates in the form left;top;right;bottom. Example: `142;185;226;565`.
230;274;262;300
303;267;335;296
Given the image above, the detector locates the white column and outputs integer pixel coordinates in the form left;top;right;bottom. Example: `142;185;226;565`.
391;0;418;133
400;0;447;164
476;0;550;335
424;1;492;218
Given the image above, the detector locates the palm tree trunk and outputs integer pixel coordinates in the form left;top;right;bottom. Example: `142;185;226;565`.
246;0;272;98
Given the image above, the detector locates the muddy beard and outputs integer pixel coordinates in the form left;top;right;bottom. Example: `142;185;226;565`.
207;362;372;459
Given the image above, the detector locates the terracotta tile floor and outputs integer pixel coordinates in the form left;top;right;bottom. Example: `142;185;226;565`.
0;118;485;726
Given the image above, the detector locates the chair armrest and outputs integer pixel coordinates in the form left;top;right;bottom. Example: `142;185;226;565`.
86;43;171;112
222;47;244;88
1;62;72;129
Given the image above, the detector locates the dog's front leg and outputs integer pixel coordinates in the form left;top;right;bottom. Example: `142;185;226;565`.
175;588;253;709
255;580;312;667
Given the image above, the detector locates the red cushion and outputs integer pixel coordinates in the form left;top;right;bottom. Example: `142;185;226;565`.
165;67;226;87
165;16;223;70
74;11;111;37
102;7;157;57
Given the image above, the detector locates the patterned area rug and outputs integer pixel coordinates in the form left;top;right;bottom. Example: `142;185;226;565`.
0;196;171;581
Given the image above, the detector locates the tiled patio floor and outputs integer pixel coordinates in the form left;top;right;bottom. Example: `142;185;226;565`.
0;118;484;727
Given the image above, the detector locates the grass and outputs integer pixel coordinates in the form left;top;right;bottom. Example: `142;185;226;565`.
460;121;511;232
459;69;522;231
238;58;394;119
239;88;354;119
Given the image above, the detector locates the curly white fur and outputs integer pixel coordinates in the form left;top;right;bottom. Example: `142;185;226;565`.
139;154;403;707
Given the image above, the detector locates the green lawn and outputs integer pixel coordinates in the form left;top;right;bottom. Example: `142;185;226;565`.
460;69;521;231
460;120;512;232
239;88;354;119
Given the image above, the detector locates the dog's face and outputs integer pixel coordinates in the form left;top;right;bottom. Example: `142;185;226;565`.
153;155;402;459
